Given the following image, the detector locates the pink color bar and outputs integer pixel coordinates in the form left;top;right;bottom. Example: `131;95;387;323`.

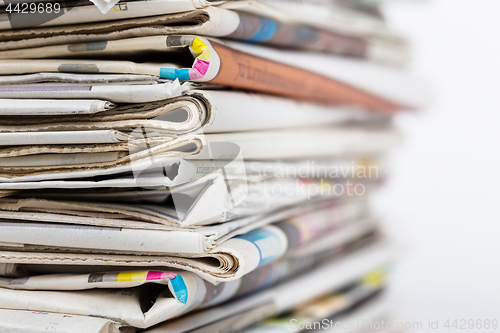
193;59;210;76
146;271;177;281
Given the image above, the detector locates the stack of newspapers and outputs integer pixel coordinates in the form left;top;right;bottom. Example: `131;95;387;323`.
0;0;428;332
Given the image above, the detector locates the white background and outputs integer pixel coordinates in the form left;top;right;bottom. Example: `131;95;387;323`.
374;0;500;330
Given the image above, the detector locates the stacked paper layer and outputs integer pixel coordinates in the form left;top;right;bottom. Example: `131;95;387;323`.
0;0;427;332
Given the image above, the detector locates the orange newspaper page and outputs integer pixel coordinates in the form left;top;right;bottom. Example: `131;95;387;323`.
208;41;402;113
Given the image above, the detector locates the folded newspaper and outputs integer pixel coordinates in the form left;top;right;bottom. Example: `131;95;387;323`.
238;269;386;333
0;309;132;333
143;241;393;332
0;233;387;329
0;122;398;183
0;147;383;219
0;0;408;64
0;35;428;111
0;199;379;283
